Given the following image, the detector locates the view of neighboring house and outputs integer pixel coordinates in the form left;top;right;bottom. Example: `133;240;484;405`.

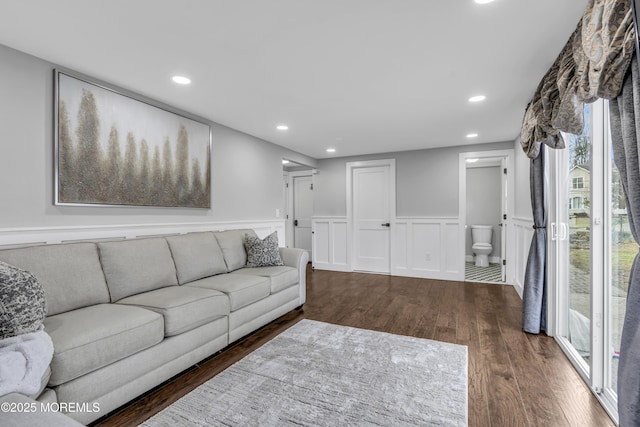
569;165;590;215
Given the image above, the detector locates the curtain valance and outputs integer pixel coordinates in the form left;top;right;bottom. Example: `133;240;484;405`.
520;0;635;159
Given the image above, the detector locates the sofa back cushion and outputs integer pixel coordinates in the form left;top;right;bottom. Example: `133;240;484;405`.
0;243;110;316
214;229;257;272
98;238;178;302
165;232;228;284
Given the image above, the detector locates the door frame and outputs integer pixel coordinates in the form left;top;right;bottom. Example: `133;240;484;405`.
285;170;314;250
500;157;508;282
458;149;515;284
346;159;396;272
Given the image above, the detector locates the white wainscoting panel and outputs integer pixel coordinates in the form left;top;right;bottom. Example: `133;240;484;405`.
312;217;349;271
313;221;330;265
312;216;462;280
513;217;535;298
0;220;286;250
392;217;463;281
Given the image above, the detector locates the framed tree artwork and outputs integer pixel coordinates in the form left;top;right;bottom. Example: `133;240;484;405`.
54;70;211;208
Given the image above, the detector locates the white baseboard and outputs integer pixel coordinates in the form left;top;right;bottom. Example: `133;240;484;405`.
513;281;524;298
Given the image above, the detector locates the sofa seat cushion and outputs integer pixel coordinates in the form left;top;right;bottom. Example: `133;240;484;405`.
186;273;270;311
116;286;229;337
231;266;298;293
44;304;163;386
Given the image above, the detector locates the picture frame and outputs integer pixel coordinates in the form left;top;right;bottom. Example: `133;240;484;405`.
54;70;212;208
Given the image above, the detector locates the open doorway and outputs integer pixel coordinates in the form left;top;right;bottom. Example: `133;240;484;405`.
459;150;514;284
283;159;314;260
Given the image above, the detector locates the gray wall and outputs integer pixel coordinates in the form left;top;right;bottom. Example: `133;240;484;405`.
466;166;502;258
514;137;533;219
0;42;529;231
313;141;514;217
0;44;315;228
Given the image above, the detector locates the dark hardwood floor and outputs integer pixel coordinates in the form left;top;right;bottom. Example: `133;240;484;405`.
94;267;614;427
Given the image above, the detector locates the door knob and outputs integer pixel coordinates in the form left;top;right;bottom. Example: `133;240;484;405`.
294;219;298;226
381;223;390;227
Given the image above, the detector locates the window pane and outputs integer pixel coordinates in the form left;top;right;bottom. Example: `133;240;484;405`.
567;104;592;366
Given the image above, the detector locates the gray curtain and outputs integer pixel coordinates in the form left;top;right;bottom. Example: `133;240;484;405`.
522;145;547;334
610;54;640;427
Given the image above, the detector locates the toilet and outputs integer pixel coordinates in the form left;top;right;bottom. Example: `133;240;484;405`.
471;225;493;267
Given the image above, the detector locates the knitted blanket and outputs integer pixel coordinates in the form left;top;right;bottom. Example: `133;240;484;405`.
0;330;53;397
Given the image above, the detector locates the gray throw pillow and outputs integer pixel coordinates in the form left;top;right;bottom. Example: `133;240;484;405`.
244;232;284;268
0;261;47;339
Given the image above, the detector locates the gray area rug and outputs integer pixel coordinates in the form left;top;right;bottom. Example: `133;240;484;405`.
141;320;468;426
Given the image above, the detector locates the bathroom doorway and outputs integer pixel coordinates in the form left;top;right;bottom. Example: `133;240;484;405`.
458;150;515;284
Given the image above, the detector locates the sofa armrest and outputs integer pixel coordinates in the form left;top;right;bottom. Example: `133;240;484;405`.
279;247;309;305
279;247;308;269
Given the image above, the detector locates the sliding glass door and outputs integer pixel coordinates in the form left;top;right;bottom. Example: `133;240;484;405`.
548;99;626;421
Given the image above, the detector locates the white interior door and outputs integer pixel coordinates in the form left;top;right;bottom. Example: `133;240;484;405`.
293;175;313;259
351;164;392;273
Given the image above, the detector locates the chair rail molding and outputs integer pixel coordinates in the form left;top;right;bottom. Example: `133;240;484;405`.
0;220;286;250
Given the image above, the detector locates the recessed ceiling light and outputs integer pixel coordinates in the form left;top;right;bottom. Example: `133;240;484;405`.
282;160;290;165
326;148;336;153
466;133;479;138
171;75;191;85
468;95;486;103
276;125;289;131
474;0;495;4
466;158;479;163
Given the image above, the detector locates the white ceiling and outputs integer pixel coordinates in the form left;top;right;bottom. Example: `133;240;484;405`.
0;0;586;159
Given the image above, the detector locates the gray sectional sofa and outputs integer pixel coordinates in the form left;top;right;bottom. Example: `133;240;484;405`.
0;228;308;425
